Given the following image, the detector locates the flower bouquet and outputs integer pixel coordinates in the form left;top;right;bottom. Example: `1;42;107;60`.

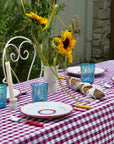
21;0;85;103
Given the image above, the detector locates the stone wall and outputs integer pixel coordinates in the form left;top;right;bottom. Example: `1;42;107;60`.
92;0;111;63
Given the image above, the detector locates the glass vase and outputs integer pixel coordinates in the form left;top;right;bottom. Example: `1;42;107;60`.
44;65;59;93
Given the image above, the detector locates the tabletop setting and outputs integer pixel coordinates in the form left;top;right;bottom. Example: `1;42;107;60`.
0;60;114;144
0;0;114;144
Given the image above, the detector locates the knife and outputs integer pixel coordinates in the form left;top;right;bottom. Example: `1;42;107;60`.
10;115;44;127
72;104;91;110
58;75;68;79
72;105;87;112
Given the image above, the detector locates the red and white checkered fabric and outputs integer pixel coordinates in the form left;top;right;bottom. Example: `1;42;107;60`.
0;60;114;144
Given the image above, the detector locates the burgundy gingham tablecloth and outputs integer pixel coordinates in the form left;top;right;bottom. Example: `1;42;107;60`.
0;60;114;144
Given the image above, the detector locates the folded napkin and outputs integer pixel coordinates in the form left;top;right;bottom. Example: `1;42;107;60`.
66;77;105;99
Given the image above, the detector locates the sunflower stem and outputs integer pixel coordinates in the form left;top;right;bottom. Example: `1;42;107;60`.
21;0;26;14
56;15;66;27
42;5;59;31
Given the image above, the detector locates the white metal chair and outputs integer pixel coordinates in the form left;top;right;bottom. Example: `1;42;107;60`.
2;36;38;84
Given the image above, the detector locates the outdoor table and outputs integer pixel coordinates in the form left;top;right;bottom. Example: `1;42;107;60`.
0;60;114;144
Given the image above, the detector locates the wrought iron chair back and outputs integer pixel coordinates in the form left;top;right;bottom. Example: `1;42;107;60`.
2;36;37;84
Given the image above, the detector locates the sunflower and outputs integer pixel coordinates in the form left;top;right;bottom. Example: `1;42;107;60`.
26;12;48;26
67;51;73;63
54;30;76;63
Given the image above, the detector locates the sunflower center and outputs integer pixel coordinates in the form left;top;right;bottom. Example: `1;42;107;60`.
63;38;69;49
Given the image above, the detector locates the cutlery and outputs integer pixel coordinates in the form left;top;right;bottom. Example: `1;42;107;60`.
21;91;27;95
72;105;86;112
103;83;112;88
58;75;68;79
72;104;91;109
10;115;44;127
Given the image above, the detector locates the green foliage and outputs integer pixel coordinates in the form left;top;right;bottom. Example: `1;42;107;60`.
0;0;41;83
0;0;25;47
26;0;65;18
0;0;66;83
